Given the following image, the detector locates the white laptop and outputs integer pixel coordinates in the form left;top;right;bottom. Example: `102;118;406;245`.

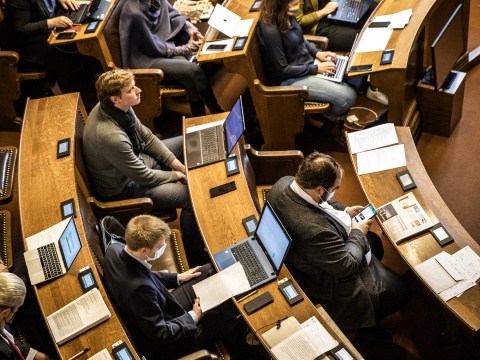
213;201;292;290
315;55;349;83
24;217;82;285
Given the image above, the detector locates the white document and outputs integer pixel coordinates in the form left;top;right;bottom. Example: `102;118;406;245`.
25;217;71;250
46;288;111;345
356;144;406;175
87;349;113;360
415;256;458;294
234;18;254;37
261;317;303;348
271;317;338;360
355;28;393;53
372;9;413;29
347;123;398;154
192;262;251;312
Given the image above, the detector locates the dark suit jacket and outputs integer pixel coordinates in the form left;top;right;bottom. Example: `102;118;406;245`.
267;176;379;330
104;243;197;360
0;326;31;360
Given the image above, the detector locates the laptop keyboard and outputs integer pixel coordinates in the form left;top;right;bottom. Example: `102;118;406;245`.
38;243;63;280
337;0;362;22
324;56;347;80
57;3;90;24
231;242;268;286
200;127;221;163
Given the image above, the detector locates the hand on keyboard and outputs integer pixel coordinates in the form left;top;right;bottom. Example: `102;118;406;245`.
316;61;336;76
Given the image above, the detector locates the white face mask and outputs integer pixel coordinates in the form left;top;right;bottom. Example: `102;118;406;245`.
146;243;166;261
321;187;335;203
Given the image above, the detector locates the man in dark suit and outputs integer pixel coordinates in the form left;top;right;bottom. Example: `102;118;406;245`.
267;151;409;340
103;214;248;360
0;272;51;360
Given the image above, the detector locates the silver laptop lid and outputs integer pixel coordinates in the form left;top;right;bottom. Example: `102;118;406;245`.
254;201;292;272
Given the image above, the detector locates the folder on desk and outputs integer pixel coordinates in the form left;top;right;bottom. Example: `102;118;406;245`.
207;4;253;39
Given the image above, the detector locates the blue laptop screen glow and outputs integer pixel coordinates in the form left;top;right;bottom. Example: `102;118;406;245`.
255;203;291;271
225;97;245;155
59;218;82;269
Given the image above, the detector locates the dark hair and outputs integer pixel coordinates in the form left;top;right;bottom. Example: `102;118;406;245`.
259;0;291;33
295;151;343;189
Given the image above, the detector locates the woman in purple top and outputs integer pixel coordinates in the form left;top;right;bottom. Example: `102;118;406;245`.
117;0;223;116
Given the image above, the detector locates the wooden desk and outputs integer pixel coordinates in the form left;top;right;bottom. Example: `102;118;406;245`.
348;0;470;134
19;93;139;359
185;113;363;359
48;0;116;71
348;126;480;333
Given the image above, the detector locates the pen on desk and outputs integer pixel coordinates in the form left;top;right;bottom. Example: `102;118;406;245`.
237;289;258;303
68;347;90;360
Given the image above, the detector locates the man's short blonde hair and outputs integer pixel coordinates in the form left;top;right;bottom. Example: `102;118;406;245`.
96;69;135;107
125;215;171;251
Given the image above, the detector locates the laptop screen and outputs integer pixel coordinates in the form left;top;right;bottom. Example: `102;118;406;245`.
58;217;82;269
225;96;245;155
255;202;292;271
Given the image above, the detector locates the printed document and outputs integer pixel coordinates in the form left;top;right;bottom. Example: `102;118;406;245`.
270;316;338;360
87;349;113;360
356;144;406;175
376;192;435;244
347;123;398;154
192;262;250;311
355;28;393;52
25;217;71;250
372;9;413;29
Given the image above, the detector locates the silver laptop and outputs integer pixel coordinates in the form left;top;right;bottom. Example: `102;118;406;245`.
213;201;292;290
315;55;349;83
24;217;82;285
327;0;375;23
185;96;245;169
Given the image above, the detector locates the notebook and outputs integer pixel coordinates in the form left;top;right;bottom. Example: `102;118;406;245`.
185;96;245;169
327;0;375;23
57;2;91;25
213;201;292;290
88;0;110;20
314;55;349;83
24;217;82;285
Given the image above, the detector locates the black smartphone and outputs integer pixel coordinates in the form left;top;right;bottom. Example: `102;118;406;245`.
57;31;77;39
206;43;227;51
380;49;394;65
112;341;134;360
78;266;98;293
368;21;391;28
353;204;377;223
85;20;100;33
250;0;262;12
350;64;373;72
243;291;274;315
232;36;247;51
209;181;237;198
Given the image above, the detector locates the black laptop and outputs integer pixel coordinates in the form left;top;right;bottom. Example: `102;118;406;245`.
57;2;91;25
88;0;111;20
185;96;245;169
213;201;292;290
327;0;375;23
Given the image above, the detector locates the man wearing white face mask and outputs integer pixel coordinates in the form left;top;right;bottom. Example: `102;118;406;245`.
104;215;251;360
267;151;409;342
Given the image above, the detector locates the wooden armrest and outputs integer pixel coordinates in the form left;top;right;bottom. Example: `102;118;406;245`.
87;196;154;213
129;68;164;82
304;35;329;50
19;71;47;81
177;350;216;360
244;144;304;184
254;79;309;99
0;50;46;80
0;50;20;65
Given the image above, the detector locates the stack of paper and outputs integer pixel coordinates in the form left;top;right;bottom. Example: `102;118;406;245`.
347;123;406;175
372;9;413;29
415;246;480;301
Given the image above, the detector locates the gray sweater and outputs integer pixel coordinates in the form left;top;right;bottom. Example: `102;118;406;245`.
83;103;177;198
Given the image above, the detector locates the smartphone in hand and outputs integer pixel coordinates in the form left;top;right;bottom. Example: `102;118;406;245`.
353;204;377;222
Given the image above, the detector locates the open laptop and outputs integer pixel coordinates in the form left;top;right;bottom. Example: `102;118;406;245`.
57;2;91;25
213;201;292;290
327;0;375;23
185;96;245;169
207;4;241;38
314;55;349;82
88;0;110;20
24;217;82;285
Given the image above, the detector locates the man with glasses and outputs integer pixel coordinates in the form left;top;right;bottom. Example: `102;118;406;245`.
267;151;409;341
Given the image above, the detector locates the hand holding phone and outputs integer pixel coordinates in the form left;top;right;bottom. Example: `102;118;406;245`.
353;204;377;223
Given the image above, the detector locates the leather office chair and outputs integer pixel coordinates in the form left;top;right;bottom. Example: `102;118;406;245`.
0;51;46;131
77;188;230;360
0;146;17;204
0;210;12;270
239;138;304;213
233;34;331;150
101;0;187;133
74;99;177;227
